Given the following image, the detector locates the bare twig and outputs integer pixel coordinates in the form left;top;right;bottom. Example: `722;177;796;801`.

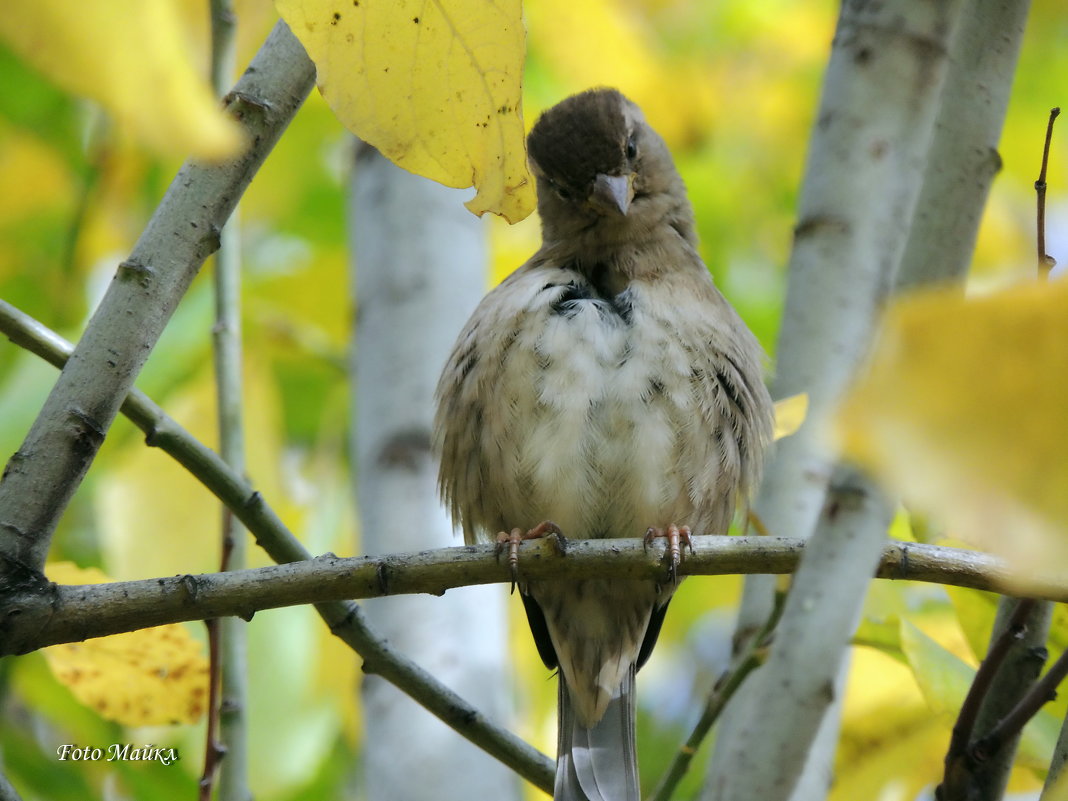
973;647;1068;764
199;616;227;801
205;2;249;800
1037;107;1060;276
649;588;786;801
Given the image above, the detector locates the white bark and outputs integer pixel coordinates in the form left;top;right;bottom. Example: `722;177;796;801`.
708;469;894;801
349;144;519;800
897;0;1031;290
707;2;966;798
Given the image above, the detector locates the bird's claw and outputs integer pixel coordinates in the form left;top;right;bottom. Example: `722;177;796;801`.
495;521;564;593
643;524;693;584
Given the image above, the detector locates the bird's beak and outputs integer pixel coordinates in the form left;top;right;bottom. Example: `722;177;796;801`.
589;173;635;216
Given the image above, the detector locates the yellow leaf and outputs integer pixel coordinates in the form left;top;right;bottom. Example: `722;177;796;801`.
42;563;209;726
276;0;535;222
836;278;1068;590
0;0;243;161
773;392;807;440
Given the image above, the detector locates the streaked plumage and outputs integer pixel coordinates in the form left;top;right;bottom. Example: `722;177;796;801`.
434;88;773;800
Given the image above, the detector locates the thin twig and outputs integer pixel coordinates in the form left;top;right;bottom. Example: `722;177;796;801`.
974;646;1068;764
205;2;249;800
200;522;238;801
649;589;786;801
1036;107;1060;276
199;616;226;801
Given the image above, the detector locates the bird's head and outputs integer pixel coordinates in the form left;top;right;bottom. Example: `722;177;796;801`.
526;88;693;248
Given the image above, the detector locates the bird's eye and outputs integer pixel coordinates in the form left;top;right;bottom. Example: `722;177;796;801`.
549;179;572;201
625;133;638;161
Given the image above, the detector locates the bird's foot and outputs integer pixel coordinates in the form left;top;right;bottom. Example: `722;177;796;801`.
643;524;693;584
495;521;565;592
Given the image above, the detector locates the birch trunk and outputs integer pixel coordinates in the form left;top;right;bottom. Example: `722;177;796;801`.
706;3;965;798
349;143;520;800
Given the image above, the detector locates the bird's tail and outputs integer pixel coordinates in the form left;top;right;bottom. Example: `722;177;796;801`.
554;665;639;801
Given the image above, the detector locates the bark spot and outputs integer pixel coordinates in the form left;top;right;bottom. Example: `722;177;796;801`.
377;428;431;470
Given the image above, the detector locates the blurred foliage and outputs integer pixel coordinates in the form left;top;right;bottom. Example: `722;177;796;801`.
0;0;1066;799
0;0;242;160
838;277;1068;591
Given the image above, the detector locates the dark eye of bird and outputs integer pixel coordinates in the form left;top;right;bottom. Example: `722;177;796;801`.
550;180;572;201
625;133;638;161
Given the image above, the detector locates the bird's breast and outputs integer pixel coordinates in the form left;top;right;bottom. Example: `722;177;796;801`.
491;276;703;540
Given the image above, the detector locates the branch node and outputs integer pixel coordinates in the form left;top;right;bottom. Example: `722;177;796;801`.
196;226;223;261
117;258;154;288
67;407;106;456
375;562;390;595
143;424;162;447
180;574;201;600
223;90;274;116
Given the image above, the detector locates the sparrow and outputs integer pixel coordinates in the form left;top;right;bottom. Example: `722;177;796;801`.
434;88;773;801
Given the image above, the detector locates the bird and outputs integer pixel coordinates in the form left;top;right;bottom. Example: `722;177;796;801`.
433;87;774;801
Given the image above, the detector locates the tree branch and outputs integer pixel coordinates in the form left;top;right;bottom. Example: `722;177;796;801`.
0;298;554;792
0;20;315;574
977;648;1068;766
1;536;1061;656
970;599;1052;800
1036;106;1060;276
896;0;1032;291
939;599;1039;800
